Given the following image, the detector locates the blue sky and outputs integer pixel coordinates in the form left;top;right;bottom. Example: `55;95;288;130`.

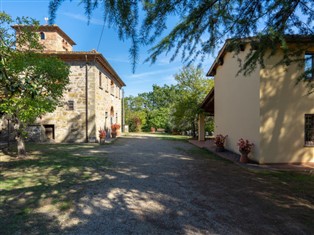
1;0;214;97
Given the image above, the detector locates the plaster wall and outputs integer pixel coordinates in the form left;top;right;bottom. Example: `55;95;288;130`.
259;50;314;163
214;45;261;161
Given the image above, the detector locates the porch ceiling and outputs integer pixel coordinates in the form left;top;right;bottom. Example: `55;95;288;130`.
200;88;214;115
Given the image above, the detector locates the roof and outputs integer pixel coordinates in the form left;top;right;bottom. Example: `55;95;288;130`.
44;50;126;87
200;87;214;115
206;35;314;77
12;24;76;46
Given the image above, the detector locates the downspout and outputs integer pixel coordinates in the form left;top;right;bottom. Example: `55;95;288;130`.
85;55;88;143
122;89;125;132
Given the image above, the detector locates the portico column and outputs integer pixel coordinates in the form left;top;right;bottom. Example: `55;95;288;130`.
198;113;205;141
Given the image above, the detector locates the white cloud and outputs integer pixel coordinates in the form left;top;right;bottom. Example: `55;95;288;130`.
127;67;181;79
61;12;104;26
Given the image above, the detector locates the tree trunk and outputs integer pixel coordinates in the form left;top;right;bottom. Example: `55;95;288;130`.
192;121;197;138
14;118;27;157
16;134;26;157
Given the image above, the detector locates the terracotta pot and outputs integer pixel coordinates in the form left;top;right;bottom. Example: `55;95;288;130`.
239;150;250;163
240;154;249;163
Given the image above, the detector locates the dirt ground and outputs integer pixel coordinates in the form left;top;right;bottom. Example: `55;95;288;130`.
1;133;314;234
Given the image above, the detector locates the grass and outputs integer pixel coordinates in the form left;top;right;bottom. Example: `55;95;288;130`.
0;143;110;235
256;170;314;194
152;133;191;141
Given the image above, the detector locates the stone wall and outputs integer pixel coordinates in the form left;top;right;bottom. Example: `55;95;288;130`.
38;61;87;142
26;125;46;142
94;64;122;142
37;60;123;143
40;31;73;52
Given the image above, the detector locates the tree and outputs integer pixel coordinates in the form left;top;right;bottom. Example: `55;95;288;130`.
49;0;313;91
124;68;212;135
124;96;147;132
124;84;178;132
0;13;70;157
172;66;214;137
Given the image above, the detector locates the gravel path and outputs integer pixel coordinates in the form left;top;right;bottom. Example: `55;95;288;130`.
61;134;313;235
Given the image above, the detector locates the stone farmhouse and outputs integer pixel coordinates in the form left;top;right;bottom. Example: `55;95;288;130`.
5;25;126;143
199;37;314;164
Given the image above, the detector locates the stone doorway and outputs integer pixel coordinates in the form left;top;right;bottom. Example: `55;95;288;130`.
43;125;55;140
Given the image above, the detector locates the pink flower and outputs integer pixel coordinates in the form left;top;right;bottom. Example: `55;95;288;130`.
214;134;228;147
237;138;254;153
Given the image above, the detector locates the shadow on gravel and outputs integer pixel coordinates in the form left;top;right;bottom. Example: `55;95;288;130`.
62;136;314;234
1;135;314;234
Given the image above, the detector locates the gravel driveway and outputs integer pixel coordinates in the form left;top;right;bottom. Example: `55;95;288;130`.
61;134;313;235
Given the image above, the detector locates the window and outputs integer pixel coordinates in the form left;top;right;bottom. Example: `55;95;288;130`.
40;32;45;40
305;53;314;80
305;114;314;146
67;100;74;111
99;71;102;88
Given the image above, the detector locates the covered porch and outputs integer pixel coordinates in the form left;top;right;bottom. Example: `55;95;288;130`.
198;88;214;141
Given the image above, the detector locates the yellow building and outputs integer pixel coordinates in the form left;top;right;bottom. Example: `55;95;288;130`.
202;38;314;164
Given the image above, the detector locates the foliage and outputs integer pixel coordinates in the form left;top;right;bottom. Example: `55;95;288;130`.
128;115;143;132
49;0;314;87
124;96;147;132
205;116;214;135
172;66;214;137
124;85;178;132
214;134;228;147
124;66;212;134
0;13;70;156
237;138;254;153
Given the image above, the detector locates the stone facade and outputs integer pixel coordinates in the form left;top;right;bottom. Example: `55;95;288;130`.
38;30;73;51
11;24;125;143
37;58;124;143
13;25;75;52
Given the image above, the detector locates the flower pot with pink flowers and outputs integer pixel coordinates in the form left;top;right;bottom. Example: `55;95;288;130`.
99;129;106;144
214;134;228;152
237;138;254;163
111;123;121;138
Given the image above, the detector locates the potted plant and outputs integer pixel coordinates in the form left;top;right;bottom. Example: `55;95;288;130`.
214;134;228;152
237;138;254;163
111;123;121;138
99;129;106;144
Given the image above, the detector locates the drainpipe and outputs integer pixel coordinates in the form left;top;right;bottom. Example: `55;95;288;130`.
122;89;125;132
85;55;88;143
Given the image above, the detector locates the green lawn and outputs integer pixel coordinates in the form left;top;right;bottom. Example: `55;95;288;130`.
152;133;191;141
0;143;110;234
